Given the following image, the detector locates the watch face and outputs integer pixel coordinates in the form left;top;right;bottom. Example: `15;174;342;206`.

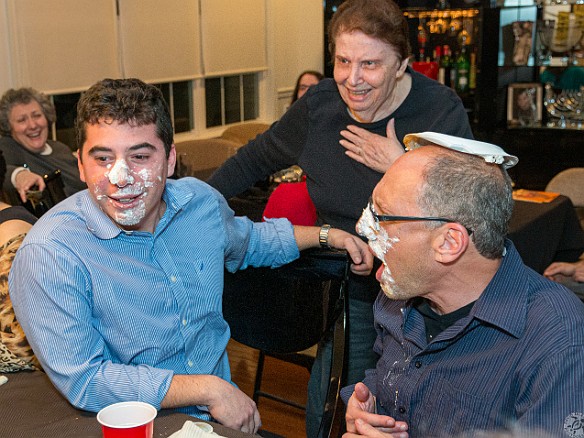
564;412;584;438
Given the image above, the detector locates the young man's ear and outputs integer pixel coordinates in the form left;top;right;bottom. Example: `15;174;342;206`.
167;144;177;178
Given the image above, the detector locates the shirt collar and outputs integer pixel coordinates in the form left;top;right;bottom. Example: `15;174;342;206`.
40;143;53;155
469;240;529;338
399;240;528;347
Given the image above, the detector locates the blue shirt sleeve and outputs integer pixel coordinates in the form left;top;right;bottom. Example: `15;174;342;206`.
515;345;584;433
217;192;299;272
9;242;174;412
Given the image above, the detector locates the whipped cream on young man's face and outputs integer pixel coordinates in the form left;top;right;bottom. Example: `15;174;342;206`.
79;120;175;233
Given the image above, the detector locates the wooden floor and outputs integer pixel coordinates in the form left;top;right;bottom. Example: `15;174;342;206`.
227;339;309;437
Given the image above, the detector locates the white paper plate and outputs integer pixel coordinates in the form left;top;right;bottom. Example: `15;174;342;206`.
403;132;518;169
168;421;219;437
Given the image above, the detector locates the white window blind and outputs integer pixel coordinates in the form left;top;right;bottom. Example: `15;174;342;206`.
8;0;120;94
272;0;324;91
200;0;267;77
0;0;12;92
118;0;202;83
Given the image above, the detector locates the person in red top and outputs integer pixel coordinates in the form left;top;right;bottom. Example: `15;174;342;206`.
262;175;317;226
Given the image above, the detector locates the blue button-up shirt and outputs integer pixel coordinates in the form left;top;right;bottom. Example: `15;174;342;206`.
342;241;584;437
10;178;299;419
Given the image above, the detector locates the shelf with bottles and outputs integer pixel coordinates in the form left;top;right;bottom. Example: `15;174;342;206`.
404;8;480;61
403;8;480;99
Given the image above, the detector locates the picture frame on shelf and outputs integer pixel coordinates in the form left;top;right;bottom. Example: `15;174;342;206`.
507;83;543;127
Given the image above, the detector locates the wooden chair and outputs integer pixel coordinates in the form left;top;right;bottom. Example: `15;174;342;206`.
174;138;241;181
223;248;350;438
220;123;270;146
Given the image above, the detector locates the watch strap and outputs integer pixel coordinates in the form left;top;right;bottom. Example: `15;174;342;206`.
319;224;332;249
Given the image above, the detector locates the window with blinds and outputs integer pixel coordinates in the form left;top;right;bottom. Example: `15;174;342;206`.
5;0;265;138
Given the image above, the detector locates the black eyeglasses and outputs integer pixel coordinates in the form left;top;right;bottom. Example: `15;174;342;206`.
367;197;473;235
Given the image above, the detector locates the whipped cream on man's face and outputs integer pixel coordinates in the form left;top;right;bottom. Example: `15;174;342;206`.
356;204;400;298
106;158;135;186
80;121;173;233
94;160;159;227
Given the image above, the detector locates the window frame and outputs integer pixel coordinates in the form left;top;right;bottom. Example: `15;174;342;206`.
49;73;263;147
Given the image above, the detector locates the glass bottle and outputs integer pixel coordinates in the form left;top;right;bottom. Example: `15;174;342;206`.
436;0;450;10
435;46;446;85
469;51;477;91
441;45;452;88
456;46;470;94
417;18;428;62
458;14;473;48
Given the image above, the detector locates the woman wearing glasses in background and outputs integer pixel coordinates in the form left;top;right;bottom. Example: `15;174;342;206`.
208;0;473;434
291;70;324;104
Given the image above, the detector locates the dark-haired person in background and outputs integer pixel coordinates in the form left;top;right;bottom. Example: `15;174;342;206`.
291;70;324;104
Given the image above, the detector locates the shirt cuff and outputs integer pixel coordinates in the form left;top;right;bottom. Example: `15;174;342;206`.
11;166;30;187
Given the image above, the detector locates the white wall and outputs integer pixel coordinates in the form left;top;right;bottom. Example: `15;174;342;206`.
268;0;324;118
0;0;11;92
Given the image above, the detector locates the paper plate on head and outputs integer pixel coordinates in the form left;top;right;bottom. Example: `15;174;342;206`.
403;132;518;169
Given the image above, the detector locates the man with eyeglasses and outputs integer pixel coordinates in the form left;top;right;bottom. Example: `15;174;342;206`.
341;132;584;438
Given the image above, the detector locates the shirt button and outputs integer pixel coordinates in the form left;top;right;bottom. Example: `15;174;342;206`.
170;275;177;283
415;361;422;368
182;319;187;326
399;406;406;414
188;360;193;367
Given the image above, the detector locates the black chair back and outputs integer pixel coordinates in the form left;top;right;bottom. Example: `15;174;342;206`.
223;248;347;353
223;248;350;438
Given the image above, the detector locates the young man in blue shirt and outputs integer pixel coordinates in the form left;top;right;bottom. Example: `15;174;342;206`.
9;78;372;434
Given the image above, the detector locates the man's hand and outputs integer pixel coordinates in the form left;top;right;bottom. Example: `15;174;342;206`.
344;383;408;438
15;170;46;203
206;379;261;434
544;259;584;283
162;374;261;434
293;226;373;275
339;119;405;174
327;228;374;276
344;418;404;438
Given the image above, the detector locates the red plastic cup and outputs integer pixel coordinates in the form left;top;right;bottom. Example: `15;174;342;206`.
97;401;157;438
